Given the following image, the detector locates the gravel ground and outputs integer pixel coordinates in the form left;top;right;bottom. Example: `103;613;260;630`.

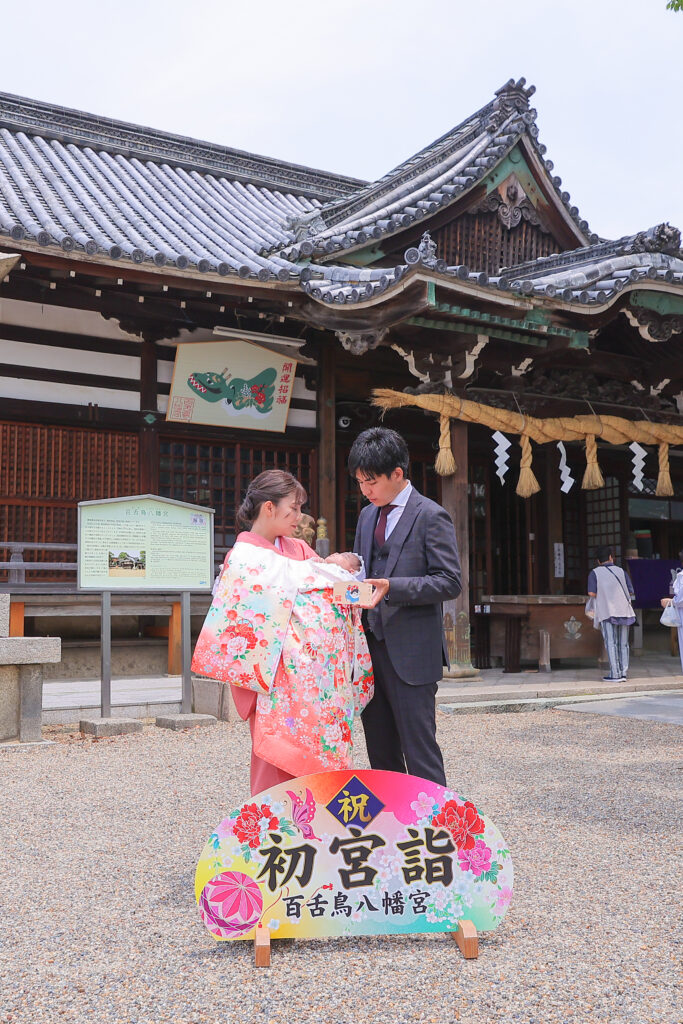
1;711;680;1024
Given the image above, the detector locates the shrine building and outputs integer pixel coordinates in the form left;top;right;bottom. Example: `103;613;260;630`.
1;78;681;665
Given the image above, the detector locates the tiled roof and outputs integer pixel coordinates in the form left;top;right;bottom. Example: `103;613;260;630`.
300;225;683;309
273;78;598;262
0;91;362;281
0;92;363;199
0;82;680;317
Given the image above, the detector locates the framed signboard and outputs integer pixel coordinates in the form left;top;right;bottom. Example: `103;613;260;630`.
196;770;513;946
166;338;297;433
78;495;214;592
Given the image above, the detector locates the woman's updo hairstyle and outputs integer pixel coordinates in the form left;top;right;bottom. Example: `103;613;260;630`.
236;469;307;532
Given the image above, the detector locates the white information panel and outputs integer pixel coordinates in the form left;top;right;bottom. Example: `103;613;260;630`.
78;494;214;591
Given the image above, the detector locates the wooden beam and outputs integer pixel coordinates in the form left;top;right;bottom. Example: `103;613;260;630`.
318;341;336;548
544;450;564;596
440;420;473;672
19;249;308;307
139;338;159;493
0;320;143;357
0;361;140;393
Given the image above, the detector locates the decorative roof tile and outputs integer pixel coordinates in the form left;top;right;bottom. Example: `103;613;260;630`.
272;79;598;262
300;227;683;314
0;83;679;317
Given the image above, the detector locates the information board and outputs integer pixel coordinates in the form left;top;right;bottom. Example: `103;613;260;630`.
78;495;214;591
195;769;513;942
166;338;297;433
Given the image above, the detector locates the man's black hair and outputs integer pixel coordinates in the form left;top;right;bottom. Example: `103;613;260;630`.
348;427;410;479
595;544;613;564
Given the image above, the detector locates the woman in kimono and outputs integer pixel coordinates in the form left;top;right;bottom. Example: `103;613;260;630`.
192;469;374;794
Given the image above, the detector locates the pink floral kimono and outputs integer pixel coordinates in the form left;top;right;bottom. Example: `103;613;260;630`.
191;532;374;794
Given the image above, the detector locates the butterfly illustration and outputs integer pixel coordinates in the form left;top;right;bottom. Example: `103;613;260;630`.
286;788;320;841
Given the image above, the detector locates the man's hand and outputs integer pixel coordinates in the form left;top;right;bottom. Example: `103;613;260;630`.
365;578;390;608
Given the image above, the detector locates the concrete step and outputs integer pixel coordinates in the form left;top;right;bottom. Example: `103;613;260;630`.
42;673;182;724
439;688;683;716
436;676;683;704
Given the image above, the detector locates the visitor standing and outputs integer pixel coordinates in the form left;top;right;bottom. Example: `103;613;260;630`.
587;545;636;682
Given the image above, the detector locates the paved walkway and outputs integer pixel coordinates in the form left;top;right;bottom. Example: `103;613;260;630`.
42;650;682;722
438;650;681;701
561;691;683;725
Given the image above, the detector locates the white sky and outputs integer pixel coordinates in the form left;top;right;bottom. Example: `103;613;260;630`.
1;0;682;240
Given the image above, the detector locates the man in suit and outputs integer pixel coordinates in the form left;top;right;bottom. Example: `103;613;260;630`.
349;427;462;786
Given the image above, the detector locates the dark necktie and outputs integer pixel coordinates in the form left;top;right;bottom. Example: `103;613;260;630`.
374;504;396;549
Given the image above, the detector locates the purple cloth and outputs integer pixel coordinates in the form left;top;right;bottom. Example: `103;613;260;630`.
626;559;680;609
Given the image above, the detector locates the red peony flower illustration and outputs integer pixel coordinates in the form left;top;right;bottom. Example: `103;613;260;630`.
219;620;258;656
431;799;485;851
232;802;279;849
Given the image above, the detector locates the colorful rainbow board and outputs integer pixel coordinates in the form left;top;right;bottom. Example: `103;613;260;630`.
195;770;513;941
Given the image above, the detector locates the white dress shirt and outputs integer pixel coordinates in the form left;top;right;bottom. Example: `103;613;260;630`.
383;480;412;539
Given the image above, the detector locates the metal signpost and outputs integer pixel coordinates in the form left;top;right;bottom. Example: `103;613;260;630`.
77;495;214;718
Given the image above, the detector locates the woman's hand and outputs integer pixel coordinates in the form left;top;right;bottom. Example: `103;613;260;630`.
661;597;673;608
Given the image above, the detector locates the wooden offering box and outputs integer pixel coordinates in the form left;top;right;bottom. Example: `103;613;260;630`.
477;595;602;672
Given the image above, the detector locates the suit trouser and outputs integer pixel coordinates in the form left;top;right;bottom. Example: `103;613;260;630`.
362;633;446;786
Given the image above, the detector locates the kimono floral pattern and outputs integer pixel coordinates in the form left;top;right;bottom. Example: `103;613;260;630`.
191;541;374;776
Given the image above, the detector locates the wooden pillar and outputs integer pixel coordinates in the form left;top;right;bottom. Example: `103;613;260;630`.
168;601;182;675
139;338;159;494
9;601;25;637
318;341;336;550
440;421;474;673
545;449;564;595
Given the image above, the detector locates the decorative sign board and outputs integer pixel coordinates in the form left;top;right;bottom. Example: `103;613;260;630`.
78;494;214;591
166;339;297;432
195;770;513;944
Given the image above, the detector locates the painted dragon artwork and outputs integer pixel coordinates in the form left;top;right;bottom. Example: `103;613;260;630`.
187;367;277;413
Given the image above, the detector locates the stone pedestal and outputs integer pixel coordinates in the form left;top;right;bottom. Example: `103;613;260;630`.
0;595;61;744
155;713;216;731
192;677;231;721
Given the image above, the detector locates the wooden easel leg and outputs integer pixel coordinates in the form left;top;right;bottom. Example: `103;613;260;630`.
254;925;271;967
451;919;478;959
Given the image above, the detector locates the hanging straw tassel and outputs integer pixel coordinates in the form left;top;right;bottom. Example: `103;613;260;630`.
656;442;674;496
516;434;540;497
581;434;604;490
434;413;456;476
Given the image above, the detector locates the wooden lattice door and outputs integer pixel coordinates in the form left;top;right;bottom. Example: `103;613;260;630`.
0;422;139;570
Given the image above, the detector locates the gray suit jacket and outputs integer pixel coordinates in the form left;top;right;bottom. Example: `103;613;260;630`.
353;487;462;686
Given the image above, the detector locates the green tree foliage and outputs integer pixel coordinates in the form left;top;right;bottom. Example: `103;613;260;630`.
666;0;683;11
